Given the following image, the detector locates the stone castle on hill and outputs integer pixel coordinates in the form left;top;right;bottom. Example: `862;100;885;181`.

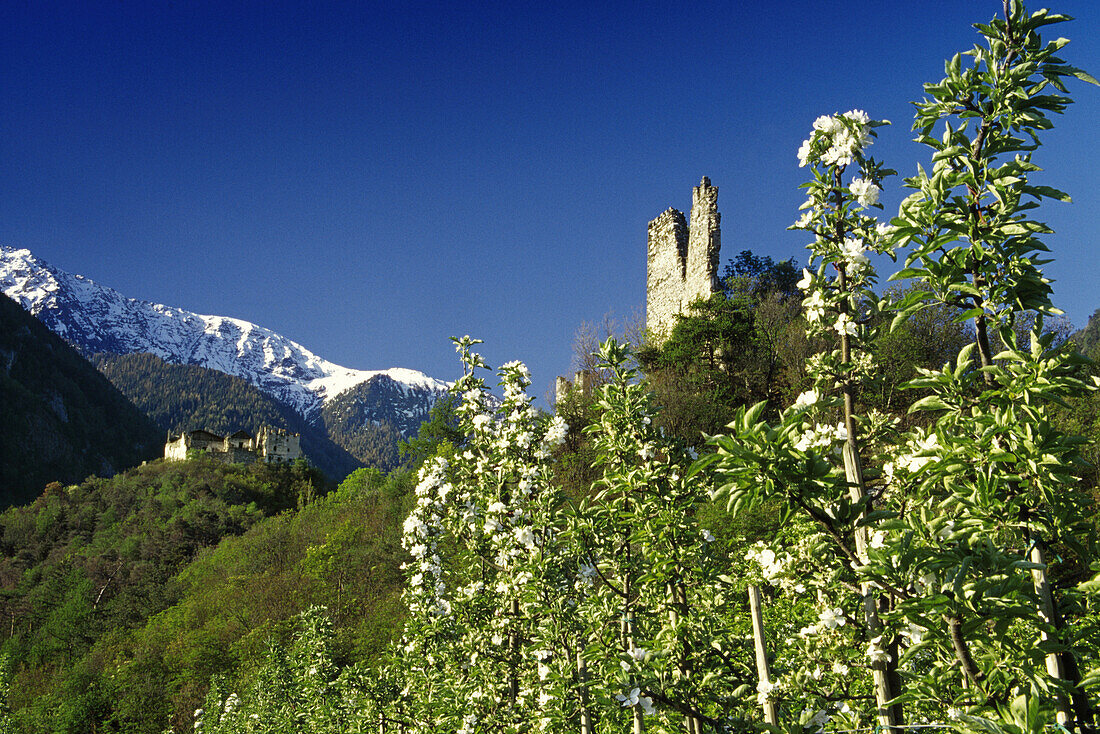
164;425;301;465
646;176;721;341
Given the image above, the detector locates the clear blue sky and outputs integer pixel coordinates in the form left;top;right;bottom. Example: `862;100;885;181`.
2;1;1097;399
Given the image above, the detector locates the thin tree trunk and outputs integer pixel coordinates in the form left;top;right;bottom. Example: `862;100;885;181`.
622;546;644;734
509;598;520;702
667;581;699;733
946;614;983;688
844;442;900;729
748;584;778;725
577;646;592;734
835;248;900;727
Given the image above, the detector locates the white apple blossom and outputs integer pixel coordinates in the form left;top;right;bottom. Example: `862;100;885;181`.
867;635;891;663
457;714;478;734
834;312;858;337
902;623;926;645
805;708;830;734
514;526;537;550
804;290;827;323
797;267;814;291
840;237;870;272
898;432;939;472
849;177;881;207
793;389;819;409
756;678;775;704
542;415;568;450
797;138;812;167
813;114;841;133
616;687;641;707
794;422;847;453
818;606;846;629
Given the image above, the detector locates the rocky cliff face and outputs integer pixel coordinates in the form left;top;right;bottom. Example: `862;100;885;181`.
0;247;451;458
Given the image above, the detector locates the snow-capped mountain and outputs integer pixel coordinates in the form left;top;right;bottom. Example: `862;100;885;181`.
0;246;450;425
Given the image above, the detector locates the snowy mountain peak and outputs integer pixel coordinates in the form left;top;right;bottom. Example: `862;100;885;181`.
0;246;450;421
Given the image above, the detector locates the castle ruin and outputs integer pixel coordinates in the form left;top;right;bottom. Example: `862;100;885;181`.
553;177;722;400
164;425;301;465
646;177;721;341
554;369;596;405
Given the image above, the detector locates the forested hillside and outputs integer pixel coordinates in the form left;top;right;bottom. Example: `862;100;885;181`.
0;457;395;733
0;293;161;508
1070;309;1100;360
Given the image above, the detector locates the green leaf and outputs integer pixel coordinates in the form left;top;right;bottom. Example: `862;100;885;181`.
1022;184;1072;202
909;395;950;413
1070;67;1100;86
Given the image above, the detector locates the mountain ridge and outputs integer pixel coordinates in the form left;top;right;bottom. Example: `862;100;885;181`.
0;246;450;422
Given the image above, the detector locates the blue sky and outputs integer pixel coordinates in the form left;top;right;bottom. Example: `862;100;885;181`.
1;1;1097;398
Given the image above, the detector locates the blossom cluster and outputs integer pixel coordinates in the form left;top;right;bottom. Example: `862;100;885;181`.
745;544;787;582
401;457;451;616
793;422;848;454
885;432;939;481
797;110;873;169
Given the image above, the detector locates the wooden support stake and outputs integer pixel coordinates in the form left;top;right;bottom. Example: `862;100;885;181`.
1029;534;1071;726
748;584;778;725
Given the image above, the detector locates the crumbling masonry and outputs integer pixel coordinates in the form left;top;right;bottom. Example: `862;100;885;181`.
646;177;721;341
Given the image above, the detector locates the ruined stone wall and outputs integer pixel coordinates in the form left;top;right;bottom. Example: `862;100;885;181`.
554;370;596;405
686;177;721;305
645;177;721;341
164;435;189;461
257;425;301;463
646;208;689;340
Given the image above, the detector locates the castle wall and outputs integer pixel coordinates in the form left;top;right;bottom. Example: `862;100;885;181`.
554;370;596;405
686;178;721;305
645;177;721;342
554;375;572;405
221;447;258;465
164;436;189;461
646;208;689;339
256;425;301;463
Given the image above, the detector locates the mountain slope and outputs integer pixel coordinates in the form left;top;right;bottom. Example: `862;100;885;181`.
1069;309;1100;359
0;293;162;506
0;456;332;732
92;352;365;479
0;247;450;422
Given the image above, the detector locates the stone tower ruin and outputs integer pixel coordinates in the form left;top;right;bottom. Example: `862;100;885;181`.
646;177;721;341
